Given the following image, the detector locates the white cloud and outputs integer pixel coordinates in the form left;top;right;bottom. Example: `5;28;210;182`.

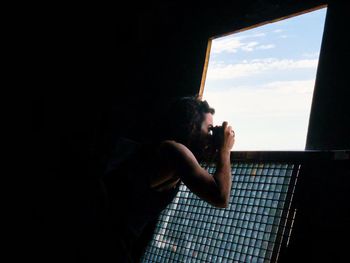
302;52;320;58
273;29;283;33
202;79;316;150
211;37;243;54
263;79;315;94
238;32;266;39
205;80;315;114
241;41;259;52
211;33;267;54
207;58;318;80
256;44;275;50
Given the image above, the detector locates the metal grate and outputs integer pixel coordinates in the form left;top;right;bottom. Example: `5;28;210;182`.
141;161;300;263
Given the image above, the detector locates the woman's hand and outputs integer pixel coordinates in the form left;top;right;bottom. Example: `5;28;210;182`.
220;121;235;154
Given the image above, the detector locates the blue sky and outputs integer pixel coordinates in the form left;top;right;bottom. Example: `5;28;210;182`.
202;7;327;151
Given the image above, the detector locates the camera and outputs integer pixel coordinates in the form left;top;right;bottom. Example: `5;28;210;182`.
209;126;225;150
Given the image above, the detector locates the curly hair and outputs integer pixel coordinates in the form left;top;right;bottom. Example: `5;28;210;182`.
151;95;215;146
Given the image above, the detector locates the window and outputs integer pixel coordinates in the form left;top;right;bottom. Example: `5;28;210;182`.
201;7;327;151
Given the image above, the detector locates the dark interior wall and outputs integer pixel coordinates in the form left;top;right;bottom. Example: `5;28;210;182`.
31;0;330;182
279;157;350;263
306;1;350;150
31;0;330;175
29;0;350;261
29;1;335;200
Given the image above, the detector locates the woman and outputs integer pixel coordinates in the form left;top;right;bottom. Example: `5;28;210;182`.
100;95;235;262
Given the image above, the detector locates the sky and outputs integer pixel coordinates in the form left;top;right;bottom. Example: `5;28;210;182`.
202;7;327;151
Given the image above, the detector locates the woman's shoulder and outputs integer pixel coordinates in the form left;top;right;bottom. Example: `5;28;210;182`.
156;140;194;160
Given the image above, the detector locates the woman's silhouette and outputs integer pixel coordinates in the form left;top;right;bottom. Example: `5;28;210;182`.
99;95;235;262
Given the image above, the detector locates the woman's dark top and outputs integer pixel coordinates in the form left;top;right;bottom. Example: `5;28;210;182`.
100;138;181;262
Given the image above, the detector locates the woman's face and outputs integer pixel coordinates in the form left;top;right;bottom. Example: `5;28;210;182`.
189;113;214;161
201;113;214;136
201;113;215;154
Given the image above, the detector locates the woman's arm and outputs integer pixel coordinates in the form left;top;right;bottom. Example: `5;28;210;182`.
159;124;234;208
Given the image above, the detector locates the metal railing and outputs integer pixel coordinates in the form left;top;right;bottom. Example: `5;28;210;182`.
141;151;349;263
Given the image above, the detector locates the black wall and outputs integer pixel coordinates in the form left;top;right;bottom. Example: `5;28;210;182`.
28;0;348;262
306;1;350;150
